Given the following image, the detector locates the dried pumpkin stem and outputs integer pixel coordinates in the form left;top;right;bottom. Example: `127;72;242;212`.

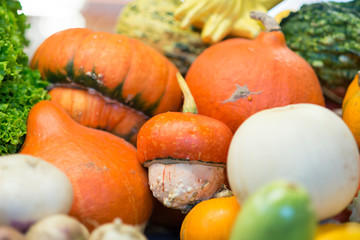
250;11;281;32
357;71;360;86
213;184;233;198
176;72;198;114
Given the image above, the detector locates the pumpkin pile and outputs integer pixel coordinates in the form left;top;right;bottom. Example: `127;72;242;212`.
1;0;360;239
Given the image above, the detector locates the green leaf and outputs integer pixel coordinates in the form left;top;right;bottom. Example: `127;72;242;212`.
0;0;50;155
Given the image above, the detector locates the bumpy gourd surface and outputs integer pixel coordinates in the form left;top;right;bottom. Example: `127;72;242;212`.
280;1;360;88
116;0;208;75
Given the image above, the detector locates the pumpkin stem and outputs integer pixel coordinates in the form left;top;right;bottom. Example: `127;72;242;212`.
213;184;233;198
250;11;281;32
357;71;360;86
176;72;198;114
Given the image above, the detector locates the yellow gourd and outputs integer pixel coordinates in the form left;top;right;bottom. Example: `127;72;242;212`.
174;0;283;43
315;223;360;240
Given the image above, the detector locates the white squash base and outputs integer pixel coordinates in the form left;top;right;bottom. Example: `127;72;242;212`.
148;163;225;210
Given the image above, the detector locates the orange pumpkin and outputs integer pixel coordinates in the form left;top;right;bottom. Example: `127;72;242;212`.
342;71;360;149
136;73;233;211
137;111;232;166
180;196;240;240
20;100;154;231
30;28;182;144
137;73;233;167
184;12;325;132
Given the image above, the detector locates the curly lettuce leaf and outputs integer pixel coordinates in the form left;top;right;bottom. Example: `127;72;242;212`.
0;0;50;155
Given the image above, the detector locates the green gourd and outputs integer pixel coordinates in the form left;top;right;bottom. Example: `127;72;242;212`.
115;0;208;75
230;180;317;240
280;0;360;103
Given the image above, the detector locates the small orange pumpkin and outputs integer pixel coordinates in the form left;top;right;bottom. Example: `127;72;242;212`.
342;71;360;149
180;196;240;240
137;73;233;168
184;12;325;132
30;28;182;144
137;73;233;211
20;100;154;231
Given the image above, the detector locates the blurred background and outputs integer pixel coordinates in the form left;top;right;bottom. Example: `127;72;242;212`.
18;0;351;60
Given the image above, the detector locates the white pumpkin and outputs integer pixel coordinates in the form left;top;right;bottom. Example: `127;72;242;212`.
227;103;360;221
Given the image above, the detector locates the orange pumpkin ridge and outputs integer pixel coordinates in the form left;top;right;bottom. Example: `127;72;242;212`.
30;28;182;144
20;100;154;231
49;87;149;143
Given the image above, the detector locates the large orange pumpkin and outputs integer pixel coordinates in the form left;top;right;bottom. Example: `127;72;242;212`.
30;28;182;144
20;100;154;231
184;12;325;132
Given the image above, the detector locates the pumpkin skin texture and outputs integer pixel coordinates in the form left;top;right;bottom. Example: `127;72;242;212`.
20;101;154;231
30;28;182;144
342;72;360;149
137;112;233;166
49;87;148;144
180;196;240;240
185;30;325;132
137;111;233;210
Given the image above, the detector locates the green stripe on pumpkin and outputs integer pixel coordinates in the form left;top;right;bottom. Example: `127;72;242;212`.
44;59;162;116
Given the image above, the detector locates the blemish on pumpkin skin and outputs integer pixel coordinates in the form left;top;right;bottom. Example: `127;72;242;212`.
191;191;198;199
222;84;262;104
350;176;358;182
162;166;166;192
76;161;110;172
201;180;209;190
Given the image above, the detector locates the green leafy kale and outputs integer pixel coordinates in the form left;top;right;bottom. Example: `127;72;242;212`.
0;0;49;155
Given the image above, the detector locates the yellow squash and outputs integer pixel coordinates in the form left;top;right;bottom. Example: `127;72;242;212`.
315;223;360;240
174;0;283;43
